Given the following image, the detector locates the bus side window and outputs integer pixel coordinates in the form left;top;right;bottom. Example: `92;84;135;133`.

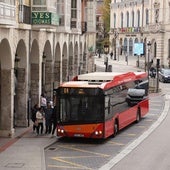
105;96;110;117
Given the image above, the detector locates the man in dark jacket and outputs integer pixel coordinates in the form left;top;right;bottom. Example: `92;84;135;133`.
44;102;53;134
31;104;39;132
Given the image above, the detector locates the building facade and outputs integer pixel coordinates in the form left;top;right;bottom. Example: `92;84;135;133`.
0;0;96;137
110;0;170;68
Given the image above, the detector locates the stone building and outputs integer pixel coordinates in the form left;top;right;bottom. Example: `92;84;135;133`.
0;0;96;137
110;0;170;68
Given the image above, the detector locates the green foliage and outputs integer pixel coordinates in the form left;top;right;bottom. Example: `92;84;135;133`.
96;0;111;50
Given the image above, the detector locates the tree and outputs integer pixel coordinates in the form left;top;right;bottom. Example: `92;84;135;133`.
96;0;111;51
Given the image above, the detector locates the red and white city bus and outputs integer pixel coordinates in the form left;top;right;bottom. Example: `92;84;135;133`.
54;72;149;139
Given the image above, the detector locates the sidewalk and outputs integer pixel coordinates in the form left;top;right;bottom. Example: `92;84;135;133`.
0;55;165;170
0;125;57;170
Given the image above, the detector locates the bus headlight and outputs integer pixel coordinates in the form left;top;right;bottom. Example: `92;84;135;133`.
58;128;64;133
95;131;102;135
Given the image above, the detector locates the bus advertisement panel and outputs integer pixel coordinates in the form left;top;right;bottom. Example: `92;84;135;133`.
54;72;149;139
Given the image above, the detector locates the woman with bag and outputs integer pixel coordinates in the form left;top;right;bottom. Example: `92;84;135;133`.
31;104;39;132
36;107;44;135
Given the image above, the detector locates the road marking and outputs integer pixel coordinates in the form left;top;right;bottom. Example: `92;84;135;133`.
119;133;136;137
99;95;170;170
50;157;92;170
58;145;110;157
108;141;124;146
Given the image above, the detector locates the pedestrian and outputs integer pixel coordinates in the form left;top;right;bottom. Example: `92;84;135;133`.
51;102;59;136
44;102;53;134
36;107;44;135
40;93;47;110
31;103;39;132
110;51;113;59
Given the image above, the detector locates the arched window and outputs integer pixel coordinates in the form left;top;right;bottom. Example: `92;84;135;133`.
146;9;149;25
121;12;123;28
114;13;116;28
132;11;134;27
127;11;129;27
137;10;140;27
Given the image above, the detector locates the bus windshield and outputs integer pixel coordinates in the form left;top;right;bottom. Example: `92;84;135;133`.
59;96;104;123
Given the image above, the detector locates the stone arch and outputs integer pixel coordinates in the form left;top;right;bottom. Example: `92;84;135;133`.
0;38;13;136
62;42;68;82
14;39;27;127
30;39;40;107
54;42;61;88
68;42;73;80
42;40;53;100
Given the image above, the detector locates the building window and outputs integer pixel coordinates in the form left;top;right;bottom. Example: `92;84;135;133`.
121;12;123;28
33;0;46;5
155;9;159;23
146;9;149;25
114;13;116;28
126;11;129;27
137;10;140;27
168;39;170;58
56;0;65;26
132;11;134;27
71;0;77;19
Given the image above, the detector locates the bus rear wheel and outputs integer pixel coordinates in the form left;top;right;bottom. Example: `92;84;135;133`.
136;108;141;123
113;120;118;137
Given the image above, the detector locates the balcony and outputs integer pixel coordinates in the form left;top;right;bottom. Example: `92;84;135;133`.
0;2;16;26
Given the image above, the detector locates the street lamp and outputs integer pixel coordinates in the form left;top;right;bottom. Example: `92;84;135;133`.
147;41;151;84
104;44;109;72
15;53;21;77
42;52;46;94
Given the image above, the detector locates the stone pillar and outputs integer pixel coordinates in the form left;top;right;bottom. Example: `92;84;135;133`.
0;69;14;137
30;63;40;108
53;61;60;87
45;61;53;100
62;58;68;82
15;68;28;127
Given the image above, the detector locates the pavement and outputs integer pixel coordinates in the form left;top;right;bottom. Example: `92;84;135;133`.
0;54;166;170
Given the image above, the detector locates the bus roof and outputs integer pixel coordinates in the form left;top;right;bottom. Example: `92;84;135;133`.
59;72;147;90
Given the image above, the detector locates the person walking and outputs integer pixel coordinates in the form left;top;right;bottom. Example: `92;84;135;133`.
51;104;59;136
44;102;53;134
31;104;39;132
36;107;44;135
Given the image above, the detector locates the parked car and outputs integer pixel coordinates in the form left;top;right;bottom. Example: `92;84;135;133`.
126;80;148;106
159;68;170;83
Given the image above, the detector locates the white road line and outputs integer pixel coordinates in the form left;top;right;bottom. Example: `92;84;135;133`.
99;95;170;170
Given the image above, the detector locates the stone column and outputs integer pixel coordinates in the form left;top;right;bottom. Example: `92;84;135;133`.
15;68;28;127
0;69;14;137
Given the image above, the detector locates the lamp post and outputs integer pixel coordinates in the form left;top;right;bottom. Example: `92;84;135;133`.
147;41;151;87
15;53;21;77
104;44;109;72
42;52;46;94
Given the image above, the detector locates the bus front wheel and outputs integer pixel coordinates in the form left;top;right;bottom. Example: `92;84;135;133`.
136;108;141;123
